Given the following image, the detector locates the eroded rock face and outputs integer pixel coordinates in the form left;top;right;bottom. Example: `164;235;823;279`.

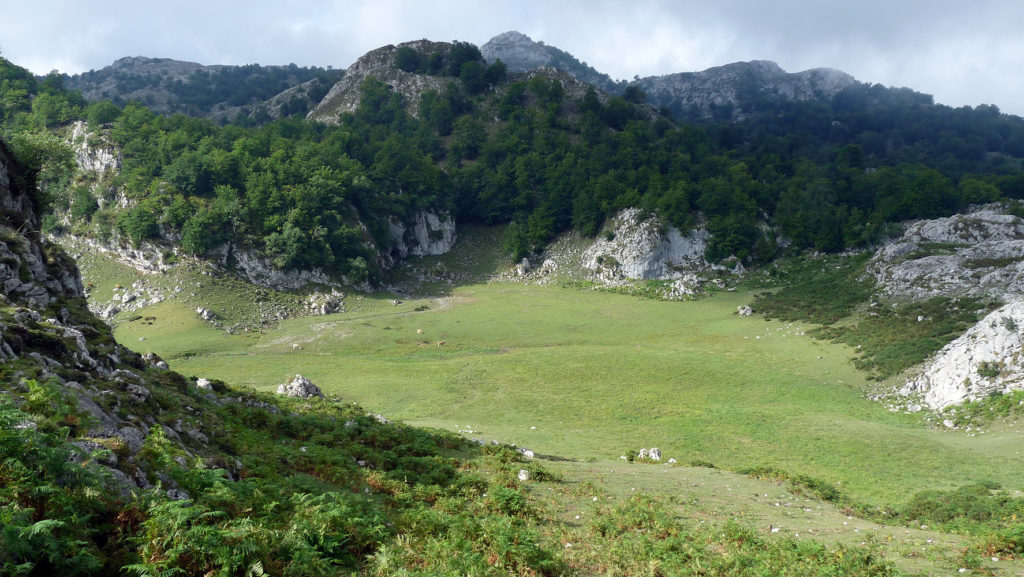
276;374;324;399
387;211;457;259
577;208;721;299
1;139;213;498
0;144;85;308
868;206;1024;301
508;208;731;298
583;209;709;282
70;121;121;174
901;298;1024;409
231;248;341;291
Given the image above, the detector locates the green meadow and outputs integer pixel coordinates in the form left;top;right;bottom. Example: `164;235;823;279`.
112;278;1024;507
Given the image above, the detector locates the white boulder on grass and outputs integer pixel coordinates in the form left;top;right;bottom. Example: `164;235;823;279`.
276;374;324;399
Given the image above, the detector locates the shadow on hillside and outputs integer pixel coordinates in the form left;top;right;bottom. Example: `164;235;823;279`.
379;224;511;298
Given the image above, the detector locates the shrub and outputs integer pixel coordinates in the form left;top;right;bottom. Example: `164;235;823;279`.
977;361;1001;379
489;487;528;516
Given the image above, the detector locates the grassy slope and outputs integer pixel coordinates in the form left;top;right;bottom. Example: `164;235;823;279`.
112;280;1024;508
67;229;1024;575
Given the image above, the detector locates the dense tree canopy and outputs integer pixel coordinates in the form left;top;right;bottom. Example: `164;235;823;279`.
2;45;1024;282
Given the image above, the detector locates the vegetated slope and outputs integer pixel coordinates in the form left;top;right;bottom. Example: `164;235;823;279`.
1;132;926;577
63;56;344;123
6;31;1024;293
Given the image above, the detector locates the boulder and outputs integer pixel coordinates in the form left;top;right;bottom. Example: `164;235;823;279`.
276;374;324;399
638;447;661;461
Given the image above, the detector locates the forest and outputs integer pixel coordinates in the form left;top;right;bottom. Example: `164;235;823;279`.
3;40;1024;282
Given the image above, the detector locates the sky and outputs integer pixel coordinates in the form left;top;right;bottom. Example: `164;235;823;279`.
4;0;1023;116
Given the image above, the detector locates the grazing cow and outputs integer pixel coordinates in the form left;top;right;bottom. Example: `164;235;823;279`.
291;343;302;350
417;329;423;334
437;340;446;347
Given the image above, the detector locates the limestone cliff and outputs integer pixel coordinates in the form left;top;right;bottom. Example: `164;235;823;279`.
868;205;1024;301
901;298;1024;409
512;208;727;299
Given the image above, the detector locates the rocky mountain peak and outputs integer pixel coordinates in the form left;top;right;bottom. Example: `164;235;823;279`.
307;39;456;122
480;30;621;93
481;30;551;71
634;59;858;120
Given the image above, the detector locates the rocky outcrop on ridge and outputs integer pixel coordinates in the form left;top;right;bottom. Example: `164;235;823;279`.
480;31;622;93
868;205;1024;301
634;60;857;121
64;56;341;122
309;38;627;124
480;31;858;121
308;40;454;122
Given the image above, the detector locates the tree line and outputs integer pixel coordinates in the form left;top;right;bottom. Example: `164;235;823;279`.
2;46;1023;282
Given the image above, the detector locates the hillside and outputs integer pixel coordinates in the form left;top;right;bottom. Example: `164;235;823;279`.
2;131;941;577
480;30;858;121
4;29;1024;573
63;57;344;123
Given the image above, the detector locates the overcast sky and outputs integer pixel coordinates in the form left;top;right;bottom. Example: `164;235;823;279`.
4;0;1023;115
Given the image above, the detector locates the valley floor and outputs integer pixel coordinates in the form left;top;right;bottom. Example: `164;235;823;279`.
68;238;1024;576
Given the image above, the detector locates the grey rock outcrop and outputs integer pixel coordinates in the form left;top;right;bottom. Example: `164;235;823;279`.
509;208;734;298
70;121;121;174
309;40;453;122
583;208;709;282
900;298;1024;409
230;247;342;291
386;211;457;259
276;374;325;399
481;31;621;93
634;60;857;121
305;291;346;316
868;206;1024;301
